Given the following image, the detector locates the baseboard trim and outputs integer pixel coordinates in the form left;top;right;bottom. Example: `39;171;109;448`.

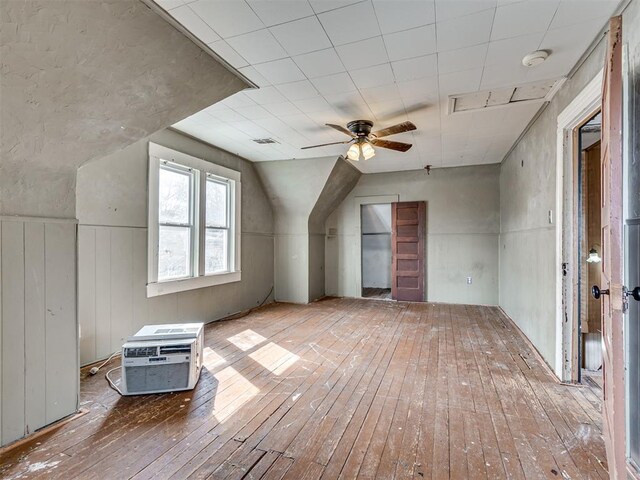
0;409;89;454
496;306;563;384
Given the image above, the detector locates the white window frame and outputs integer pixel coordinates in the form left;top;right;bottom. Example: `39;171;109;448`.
147;142;241;297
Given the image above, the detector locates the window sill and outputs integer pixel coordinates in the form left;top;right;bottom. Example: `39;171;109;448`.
147;271;241;298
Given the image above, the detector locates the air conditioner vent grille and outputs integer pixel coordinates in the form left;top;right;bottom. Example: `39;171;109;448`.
252;138;279;144
159;344;192;355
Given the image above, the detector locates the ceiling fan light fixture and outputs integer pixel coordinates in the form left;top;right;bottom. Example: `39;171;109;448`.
346;143;360;161
361;141;375;160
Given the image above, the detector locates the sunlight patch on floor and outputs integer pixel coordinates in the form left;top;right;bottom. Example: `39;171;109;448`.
249;342;300;376
227;329;267;351
213;366;260;423
203;346;226;370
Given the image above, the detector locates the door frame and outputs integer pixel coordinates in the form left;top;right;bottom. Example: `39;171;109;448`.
556;70;603;382
354;194;399;298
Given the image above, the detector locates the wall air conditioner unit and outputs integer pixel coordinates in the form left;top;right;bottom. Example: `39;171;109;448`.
120;323;204;395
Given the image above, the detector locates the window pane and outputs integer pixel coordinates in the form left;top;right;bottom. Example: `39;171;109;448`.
206;179;228;227
159;166;191;224
158;225;191;280
205;229;228;274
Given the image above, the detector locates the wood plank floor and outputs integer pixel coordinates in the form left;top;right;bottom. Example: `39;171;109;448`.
0;298;608;479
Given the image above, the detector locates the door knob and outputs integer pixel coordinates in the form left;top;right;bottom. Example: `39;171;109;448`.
592;285;610;299
625;286;640;302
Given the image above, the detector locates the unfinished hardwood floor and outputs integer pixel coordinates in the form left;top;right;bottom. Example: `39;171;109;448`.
0;298;607;479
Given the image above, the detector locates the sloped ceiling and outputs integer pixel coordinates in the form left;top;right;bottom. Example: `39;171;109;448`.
157;0;621;173
0;0;249;217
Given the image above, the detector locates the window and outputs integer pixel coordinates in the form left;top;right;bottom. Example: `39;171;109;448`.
148;143;241;297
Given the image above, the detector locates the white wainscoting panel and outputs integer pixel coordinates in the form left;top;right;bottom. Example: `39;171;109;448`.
0;218;78;446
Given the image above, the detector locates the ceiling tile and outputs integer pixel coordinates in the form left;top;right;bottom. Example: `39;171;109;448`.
550;0;617;30
237;66;271;87
391;54;437;82
318;1;381;45
397;76;439;105
262;102;303;116
155;0;186;11
232;104;274;120
437;43;488;74
190;0;263;38
359;83;401;104
484;32;544;67
269;16;332;56
170;5;221;44
209;40;249;68
436;9;494;52
323;91;374;119
384;24;437;61
480;63;529;89
254;58;306;84
246;0;314;27
438;68;482;96
276;79;321;101
308;0;364;14
350;63;395;89
221;92;257;109
491;1;559;41
372;0;436;34
205;106;248;122
310;72;358;96
435;0;496;22
335;36;388;70
244;85;289;104
293;48;346;78
528;19;604;80
293;96;335;113
226;29;287;64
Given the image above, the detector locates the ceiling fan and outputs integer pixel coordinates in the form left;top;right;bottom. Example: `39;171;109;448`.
301;120;416;161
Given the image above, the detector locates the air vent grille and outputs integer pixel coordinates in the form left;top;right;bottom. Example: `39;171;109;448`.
449;78;565;114
159;344;192;355
252;138;279;144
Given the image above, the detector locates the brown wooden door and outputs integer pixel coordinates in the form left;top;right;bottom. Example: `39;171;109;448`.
599;15;626;479
391;201;425;302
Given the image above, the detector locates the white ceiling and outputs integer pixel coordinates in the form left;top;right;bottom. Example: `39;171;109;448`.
157;0;620;173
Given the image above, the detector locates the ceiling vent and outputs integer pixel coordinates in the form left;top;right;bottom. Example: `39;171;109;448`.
448;78;565;114
252;138;279;144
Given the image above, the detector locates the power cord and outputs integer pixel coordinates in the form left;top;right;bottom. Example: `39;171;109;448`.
105;367;124;395
89;350;120;376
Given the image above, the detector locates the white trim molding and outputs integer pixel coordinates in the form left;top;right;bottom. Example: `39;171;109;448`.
555;70;603;381
147;142;242;297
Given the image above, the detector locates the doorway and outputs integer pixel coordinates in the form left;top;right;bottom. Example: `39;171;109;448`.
577;112;603;387
360;203;392;300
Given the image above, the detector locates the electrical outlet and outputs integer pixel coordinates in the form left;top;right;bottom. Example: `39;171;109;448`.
467;277;472;285
548;209;553;224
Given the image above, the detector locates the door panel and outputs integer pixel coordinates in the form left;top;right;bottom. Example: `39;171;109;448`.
391;201;425;302
599;15;626;479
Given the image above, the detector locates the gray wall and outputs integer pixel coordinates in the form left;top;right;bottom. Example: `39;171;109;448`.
326;165;500;304
256;156;360;303
499;0;640;369
0;0;247;446
76;129;275;365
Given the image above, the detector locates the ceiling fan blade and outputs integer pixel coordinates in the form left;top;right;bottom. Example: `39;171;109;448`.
301;140;351;150
326;123;356;137
370;139;413;152
371;121;417;138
